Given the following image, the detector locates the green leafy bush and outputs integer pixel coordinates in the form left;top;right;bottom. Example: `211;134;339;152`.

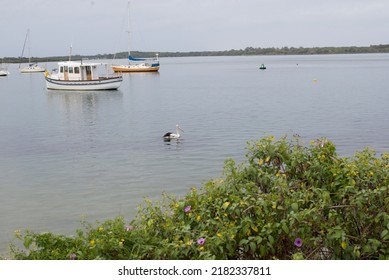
9;136;389;259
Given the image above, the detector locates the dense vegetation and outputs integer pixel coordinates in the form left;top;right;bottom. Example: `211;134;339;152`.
3;44;389;64
8;136;389;260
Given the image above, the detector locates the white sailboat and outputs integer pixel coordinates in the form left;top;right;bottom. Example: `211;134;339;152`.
0;69;9;76
19;29;45;73
111;2;160;73
0;60;9;76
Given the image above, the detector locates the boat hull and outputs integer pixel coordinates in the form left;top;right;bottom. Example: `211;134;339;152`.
45;76;123;91
0;70;9;76
112;65;159;73
20;66;46;73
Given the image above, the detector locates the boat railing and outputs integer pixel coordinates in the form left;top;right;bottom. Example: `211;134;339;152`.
98;72;123;80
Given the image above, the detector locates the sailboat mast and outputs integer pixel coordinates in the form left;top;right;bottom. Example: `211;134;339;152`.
19;29;29;67
28;30;31;64
127;1;131;58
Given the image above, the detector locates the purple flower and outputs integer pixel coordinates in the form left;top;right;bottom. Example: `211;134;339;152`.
197;238;206;245
184;205;192;213
125;225;133;231
69;253;77;260
294;238;303;247
124;225;134;231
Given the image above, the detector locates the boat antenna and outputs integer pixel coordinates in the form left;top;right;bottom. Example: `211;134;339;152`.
69;43;73;61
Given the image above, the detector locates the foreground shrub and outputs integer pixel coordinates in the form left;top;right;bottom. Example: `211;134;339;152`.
10;136;389;259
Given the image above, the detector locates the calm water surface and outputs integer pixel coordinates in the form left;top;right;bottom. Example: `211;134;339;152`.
1;54;389;254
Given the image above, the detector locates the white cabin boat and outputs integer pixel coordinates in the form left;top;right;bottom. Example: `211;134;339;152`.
45;61;123;91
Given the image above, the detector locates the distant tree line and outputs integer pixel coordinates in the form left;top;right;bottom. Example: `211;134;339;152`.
2;44;389;63
157;44;389;57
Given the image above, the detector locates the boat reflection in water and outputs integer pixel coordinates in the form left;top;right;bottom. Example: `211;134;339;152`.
47;89;123;128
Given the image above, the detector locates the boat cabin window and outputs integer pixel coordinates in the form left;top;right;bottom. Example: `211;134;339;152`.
60;66;64;73
64;66;68;72
74;67;80;74
69;67;73;74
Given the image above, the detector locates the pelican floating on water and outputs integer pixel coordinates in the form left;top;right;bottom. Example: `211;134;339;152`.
163;124;184;140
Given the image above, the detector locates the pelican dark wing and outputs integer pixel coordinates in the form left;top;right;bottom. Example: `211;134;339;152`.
163;132;173;138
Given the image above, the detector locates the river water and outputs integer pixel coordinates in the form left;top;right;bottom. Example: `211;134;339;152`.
1;54;388;255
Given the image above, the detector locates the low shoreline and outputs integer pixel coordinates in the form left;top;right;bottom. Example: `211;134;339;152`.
2;44;389;64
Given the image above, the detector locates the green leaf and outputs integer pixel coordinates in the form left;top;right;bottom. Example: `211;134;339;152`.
282;223;289;234
331;230;342;239
23;236;32;249
249;241;256;252
222;201;230;210
381;230;389;240
255;236;263;244
239;239;249;246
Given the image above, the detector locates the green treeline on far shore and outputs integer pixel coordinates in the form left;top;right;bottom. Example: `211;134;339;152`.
2;44;389;64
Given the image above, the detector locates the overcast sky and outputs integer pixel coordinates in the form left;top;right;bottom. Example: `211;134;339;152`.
1;0;388;58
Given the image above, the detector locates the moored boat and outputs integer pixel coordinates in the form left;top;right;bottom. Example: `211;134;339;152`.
0;60;10;76
45;61;123;91
20;63;45;73
0;65;9;76
112;55;160;73
0;69;10;76
111;2;160;73
19;29;46;73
